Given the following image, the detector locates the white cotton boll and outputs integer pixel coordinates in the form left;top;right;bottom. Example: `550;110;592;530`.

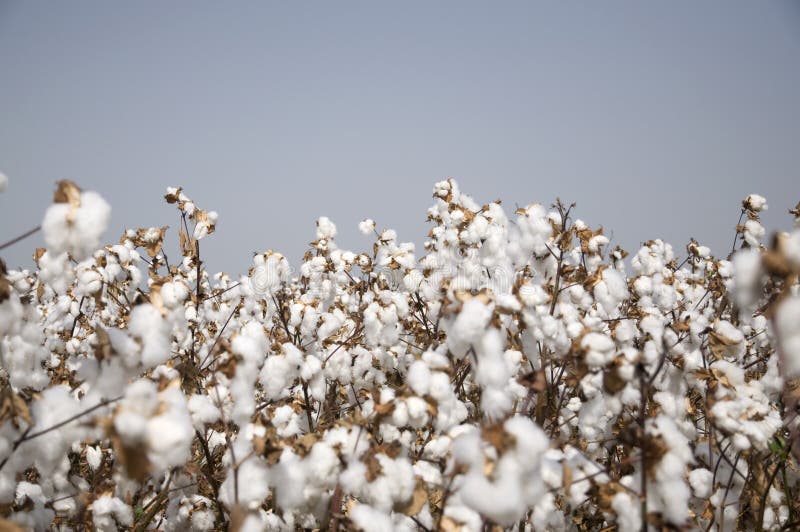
518;283;549;307
127;303;171;368
407;360;431;396
160;280;189;308
92;495;133;532
0;171;7;192
743;219;765;247
359;219;376;235
612;492;641;532
474;329;513;420
191;509;215;531
316;216;337;239
340;461;368;495
594;268;629;313
582;332;615;369
588;234;609;253
250;252;290;297
782;230;800;268
448;299;492;357
745;194;768;212
776;296;800;378
85;446;103;471
76;268;102;296
422;350;450;370
260;355;293;400
231;321;267;364
350;504;394;532
114;410;148;443
219;457;270;508
42;189;111;261
115;379;157;435
688;468;713;498
187;394;221;428
405;396;430;428
712;320;745;360
146;388;194;473
648;415;692;525
459;473;525;526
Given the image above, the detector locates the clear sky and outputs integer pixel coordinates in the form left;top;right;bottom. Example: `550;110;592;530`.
1;1;798;275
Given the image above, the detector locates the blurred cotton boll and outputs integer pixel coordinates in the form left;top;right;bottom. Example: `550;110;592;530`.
0;171;8;193
41;181;111;261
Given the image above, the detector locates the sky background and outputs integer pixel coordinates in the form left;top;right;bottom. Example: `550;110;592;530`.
1;1;799;275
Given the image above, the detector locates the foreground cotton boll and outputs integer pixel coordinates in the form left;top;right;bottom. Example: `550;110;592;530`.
41;182;111;261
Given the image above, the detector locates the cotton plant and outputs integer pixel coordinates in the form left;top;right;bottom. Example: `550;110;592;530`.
2;179;800;531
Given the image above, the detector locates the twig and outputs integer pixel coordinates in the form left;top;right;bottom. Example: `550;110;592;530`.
0;225;41;251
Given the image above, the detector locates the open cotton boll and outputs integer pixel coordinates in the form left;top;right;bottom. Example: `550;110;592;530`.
92;495;133;532
316;216;337;240
126;303;172;368
85;446;103;472
145;387;194;474
647;415;692;525
407;360;432;396
457;416;550;526
447;299;492;357
688;468;713;498
350;504;394;532
359;219;376;235
219;456;270;509
776;296;800;378
42;185;111;261
745;194;768;212
250;252;290;297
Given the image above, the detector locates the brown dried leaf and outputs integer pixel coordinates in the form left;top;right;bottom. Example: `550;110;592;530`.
439;516;464;532
481;423;515;453
0;387;32;428
0;518;25;532
395;480;428;516
53;180;81;207
93;326;112;362
602;368;627;394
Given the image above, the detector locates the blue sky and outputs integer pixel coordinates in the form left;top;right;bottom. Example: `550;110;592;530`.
1;1;798;274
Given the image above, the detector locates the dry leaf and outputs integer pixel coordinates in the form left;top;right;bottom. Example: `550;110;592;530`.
395;480;428;516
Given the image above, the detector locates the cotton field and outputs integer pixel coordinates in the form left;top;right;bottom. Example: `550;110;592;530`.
1;178;800;531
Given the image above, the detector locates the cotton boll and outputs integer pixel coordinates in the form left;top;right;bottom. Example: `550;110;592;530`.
316;216;338;240
582;332;615;369
160;280;189;308
407;360;431;396
745;194;768;212
126;303;171;368
42;188;111;261
359;219;376;235
187;394;221;428
776;295;800;378
743;219;766;247
448;299;492;357
612;492;641;532
85;446;103;472
146;387;194;474
92;495;133;532
689;468;713;498
647;415;692;525
219;457;270;508
0;171;7;192
350;504;394;532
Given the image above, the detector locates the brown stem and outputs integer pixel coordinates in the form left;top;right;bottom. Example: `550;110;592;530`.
0;225;41;251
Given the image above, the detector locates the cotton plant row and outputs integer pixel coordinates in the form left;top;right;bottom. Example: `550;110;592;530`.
1;178;799;532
